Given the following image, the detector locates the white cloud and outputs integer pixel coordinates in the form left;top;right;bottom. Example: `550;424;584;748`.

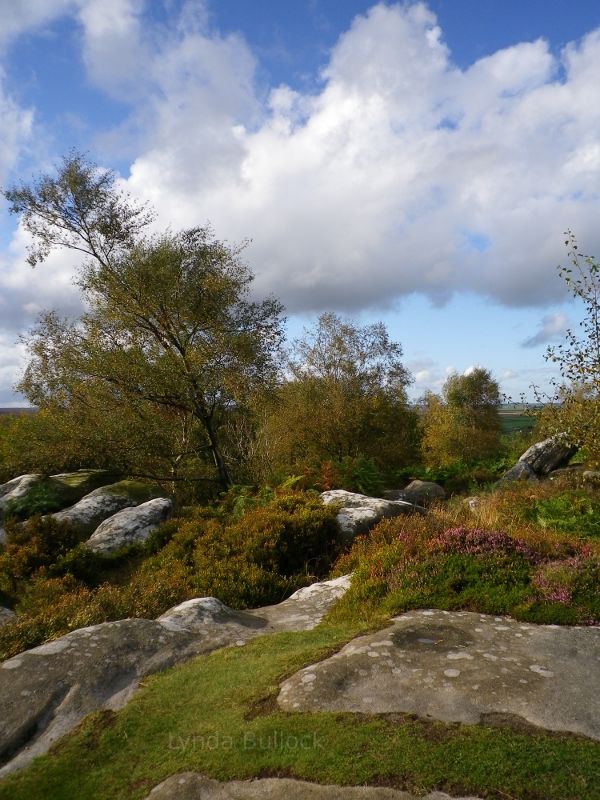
87;2;600;314
0;0;75;48
521;312;569;347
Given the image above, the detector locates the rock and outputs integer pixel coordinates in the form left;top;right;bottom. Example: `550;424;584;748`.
320;490;422;541
548;464;585;479
0;608;15;627
0;475;41;515
518;436;577;476
84;497;173;553
51;480;159;533
381;489;410;501
583;470;600;483
0;527;5;546
499;461;539;483
0;575;351;776
278;609;600;741
402;480;446;504
0;470;115;523
464;496;481;512
145;773;482;800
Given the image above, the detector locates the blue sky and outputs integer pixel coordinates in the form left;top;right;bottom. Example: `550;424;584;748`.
1;0;600;404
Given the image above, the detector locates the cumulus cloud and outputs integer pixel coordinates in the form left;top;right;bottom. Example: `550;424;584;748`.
97;2;600;313
0;0;76;49
521;312;569;347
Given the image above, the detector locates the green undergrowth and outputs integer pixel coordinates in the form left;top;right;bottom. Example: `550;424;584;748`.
0;492;341;659
0;623;598;800
330;515;600;628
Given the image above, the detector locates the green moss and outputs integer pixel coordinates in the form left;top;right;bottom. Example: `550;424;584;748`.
92;480;165;504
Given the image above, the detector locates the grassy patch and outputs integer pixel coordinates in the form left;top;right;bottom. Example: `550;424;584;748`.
0;623;598;800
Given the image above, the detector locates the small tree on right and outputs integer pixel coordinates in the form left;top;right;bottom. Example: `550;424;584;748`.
421;367;502;467
537;231;600;465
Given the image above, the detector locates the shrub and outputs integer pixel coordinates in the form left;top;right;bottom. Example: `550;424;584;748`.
330;514;600;626
0;515;88;597
0;491;342;659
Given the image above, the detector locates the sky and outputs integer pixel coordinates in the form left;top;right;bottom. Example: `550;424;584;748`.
0;0;600;405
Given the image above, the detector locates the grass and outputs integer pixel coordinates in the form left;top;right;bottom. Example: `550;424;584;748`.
0;622;599;800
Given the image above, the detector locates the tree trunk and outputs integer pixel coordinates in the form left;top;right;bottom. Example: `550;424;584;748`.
202;414;231;491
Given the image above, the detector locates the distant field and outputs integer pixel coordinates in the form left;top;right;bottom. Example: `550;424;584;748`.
499;409;536;434
0;408;36;416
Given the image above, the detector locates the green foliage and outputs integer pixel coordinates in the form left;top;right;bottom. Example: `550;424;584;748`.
538;233;600;465
331;516;600;627
522;492;600;538
420;367;502;468
0;516;88;597
174;493;341;608
258;313;420;483
5;153;285;494
0;492;341;659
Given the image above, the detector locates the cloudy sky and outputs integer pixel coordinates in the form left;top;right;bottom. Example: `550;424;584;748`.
0;0;599;405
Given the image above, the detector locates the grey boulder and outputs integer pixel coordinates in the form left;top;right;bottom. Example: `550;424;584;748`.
518;435;577;475
499;461;539;483
145;774;481;800
402;480;446;504
51;481;148;532
84;497;173;553
0;475;41;514
278;609;600;741
320;490;422;541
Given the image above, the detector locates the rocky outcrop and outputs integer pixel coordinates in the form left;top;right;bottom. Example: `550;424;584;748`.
145;773;482;800
500;435;577;483
0;575;351;776
0;470;115;523
320;490;422;541
0;475;40;514
499;461;539;483
278;609;600;741
84;497;173;553
518;436;577;475
51;480;160;533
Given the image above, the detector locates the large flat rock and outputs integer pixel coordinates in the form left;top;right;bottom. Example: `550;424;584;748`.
0;576;350;776
278;609;600;741
145;773;481;800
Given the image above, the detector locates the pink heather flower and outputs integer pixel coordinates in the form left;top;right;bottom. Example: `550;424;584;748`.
429;527;540;562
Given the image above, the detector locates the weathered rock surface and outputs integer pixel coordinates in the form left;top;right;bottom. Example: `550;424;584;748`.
320;490;422;540
84;497;173;553
0;527;5;546
499;461;538;483
51;480;157;532
0;575;351;776
145;773;482;800
0;608;15;627
518;436;577;476
0;475;41;513
402;480;446;504
278;609;600;741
